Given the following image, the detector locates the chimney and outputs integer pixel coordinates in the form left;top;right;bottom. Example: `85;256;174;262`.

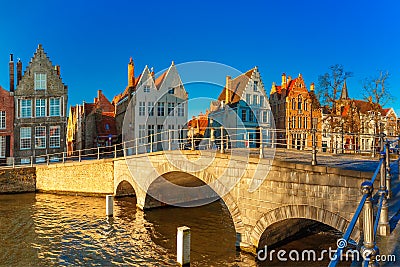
9;54;14;92
281;73;287;89
55;65;60;76
287;76;292;84
270;82;277;95
225;75;231;104
17;59;22;85
310;82;315;91
128;57;135;88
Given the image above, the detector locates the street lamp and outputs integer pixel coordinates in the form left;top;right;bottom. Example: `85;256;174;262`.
311;128;317;165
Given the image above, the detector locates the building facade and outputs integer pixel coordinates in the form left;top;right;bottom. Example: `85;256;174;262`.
0;84;14;164
113;58;188;153
269;73;322;150
208;67;274;148
13;44;68;164
67;90;117;155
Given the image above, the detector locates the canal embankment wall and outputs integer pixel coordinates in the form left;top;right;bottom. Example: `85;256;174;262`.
0;167;36;193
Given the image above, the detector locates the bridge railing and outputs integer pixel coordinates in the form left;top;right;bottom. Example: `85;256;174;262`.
329;134;399;267
1;127;399;169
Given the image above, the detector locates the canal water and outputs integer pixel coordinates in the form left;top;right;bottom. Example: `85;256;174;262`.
0;193;350;266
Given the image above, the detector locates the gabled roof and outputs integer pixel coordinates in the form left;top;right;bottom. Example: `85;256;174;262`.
154;70;168;89
217;67;256;104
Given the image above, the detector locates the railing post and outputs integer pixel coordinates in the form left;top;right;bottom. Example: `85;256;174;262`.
361;181;379;267
168;130;172;151
114;144;117;159
191;128;195;151
123;142;126;157
220;126;224;153
210;128;215;149
62;152;65;164
312;129;317;166
46;155;49;166
97;147;100;160
150;134;153;153
31;156;33;167
259;127;264;158
398;135;400;180
78;150;81;162
385;142;392;199
378;151;390;236
135;139;138;155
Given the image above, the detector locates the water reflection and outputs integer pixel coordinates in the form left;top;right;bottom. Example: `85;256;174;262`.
0;193;353;266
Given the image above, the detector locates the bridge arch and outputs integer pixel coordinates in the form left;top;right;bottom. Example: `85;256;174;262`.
250;205;361;249
115;180;136;197
145;165;246;244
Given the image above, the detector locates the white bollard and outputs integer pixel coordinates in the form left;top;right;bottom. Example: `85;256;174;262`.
177;226;190;266
106;195;114;216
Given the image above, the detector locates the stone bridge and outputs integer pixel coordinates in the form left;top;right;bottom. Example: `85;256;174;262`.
35;150;373;253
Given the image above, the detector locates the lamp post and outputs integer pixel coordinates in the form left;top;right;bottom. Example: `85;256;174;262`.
311;128;317;166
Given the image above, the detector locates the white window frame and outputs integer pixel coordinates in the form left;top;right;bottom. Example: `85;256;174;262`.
0;111;5;129
139;102;146;116
20;127;31;150
253;95;258;106
35;126;46;149
50;98;61;117
246;94;251;105
167;102;175;116
34;73;47;90
143;85;150;93
49;126;60;148
0;136;5;158
139;124;146;144
148;102;154;116
21;99;32;118
177;104;184;117
35;99;46;117
157;102;165;117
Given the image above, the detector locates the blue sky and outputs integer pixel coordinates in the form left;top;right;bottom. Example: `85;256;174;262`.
1;0;399;116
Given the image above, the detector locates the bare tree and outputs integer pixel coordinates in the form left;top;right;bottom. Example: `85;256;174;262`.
362;71;393;152
317;64;353;152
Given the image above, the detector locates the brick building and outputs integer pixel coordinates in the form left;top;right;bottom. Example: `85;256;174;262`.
0;81;14;164
13;44;68;164
67;90;117;155
270;73;322;149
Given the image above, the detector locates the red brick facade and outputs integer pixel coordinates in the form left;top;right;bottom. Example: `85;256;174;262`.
0;86;14;161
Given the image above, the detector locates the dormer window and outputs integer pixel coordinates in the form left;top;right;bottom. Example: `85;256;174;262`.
143;85;150;93
168;87;175;94
34;73;47;90
298;95;302;110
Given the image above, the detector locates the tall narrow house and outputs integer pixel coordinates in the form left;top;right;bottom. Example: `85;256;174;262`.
13;44;68;164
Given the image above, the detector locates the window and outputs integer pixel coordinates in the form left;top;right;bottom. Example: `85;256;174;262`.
105;124;110;130
253;81;258;91
304;117;307;129
49;126;60;148
312;118;318;129
0;111;5;129
148;125;155;143
20;127;31;150
253;95;258;106
50;98;61;117
298;117;302;128
21;99;32;118
260;96;264;107
263;111;268;123
34;73;47;90
168;87;175;94
292;116;296;129
304;100;308;111
298;95;302;110
21;158;31;164
249;110;254;122
36;99;46;117
35;126;46;149
0;136;5;158
148;102;154;116
168;102;175;115
143;85;150;93
157;102;165;116
241;109;247;122
256;110;260;122
139;101;146;116
246;94;251;105
139;124;146;144
292;98;296;110
168;125;175;141
177;104;184;117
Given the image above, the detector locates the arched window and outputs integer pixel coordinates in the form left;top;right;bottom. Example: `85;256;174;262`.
298;95;302;110
304;100;308;111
